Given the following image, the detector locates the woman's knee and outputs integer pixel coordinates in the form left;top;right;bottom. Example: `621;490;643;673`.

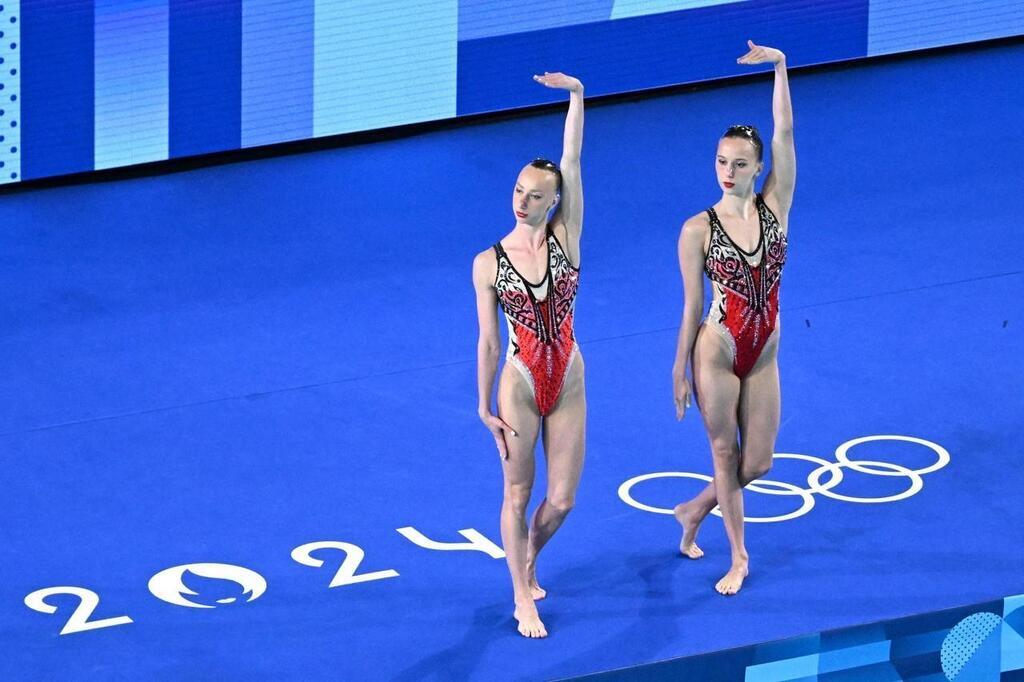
546;492;576;516
741;452;773;483
503;483;532;514
710;438;740;470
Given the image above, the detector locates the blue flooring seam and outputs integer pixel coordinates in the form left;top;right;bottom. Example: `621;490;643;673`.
3;270;1017;439
786;270;1021;312
0;357;475;438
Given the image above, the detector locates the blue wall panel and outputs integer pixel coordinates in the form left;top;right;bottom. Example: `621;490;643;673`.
610;0;746;21
94;0;169;170
456;0;870;116
241;0;313;148
313;0;457;138
458;1;613;41
169;0;241;158
6;0;1021;185
20;0;94;181
868;0;1024;56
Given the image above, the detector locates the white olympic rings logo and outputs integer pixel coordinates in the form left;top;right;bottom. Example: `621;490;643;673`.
617;435;950;523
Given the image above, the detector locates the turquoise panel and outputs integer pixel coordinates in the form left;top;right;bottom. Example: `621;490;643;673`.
240;0;313;148
746;653;819;681
818;640;890;674
868;0;1024;56
94;0;168;170
611;0;745;21
1001;618;1024;673
313;0;456;137
458;1;612;41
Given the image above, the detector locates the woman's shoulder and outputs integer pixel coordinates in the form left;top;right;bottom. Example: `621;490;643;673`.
680;211;711;236
679;211;712;257
472;246;499;285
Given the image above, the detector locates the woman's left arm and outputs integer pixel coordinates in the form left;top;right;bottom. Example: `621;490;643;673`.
738;41;795;221
535;72;584;261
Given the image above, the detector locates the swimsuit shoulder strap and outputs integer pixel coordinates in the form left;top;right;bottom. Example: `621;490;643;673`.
493;242;512;290
706;206;732;247
546;223;578;270
705;205;721;228
704;206;725;253
756;193;782;228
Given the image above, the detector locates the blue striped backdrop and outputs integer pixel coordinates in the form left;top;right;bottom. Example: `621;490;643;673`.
2;0;1022;184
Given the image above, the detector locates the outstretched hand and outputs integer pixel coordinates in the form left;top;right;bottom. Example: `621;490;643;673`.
737;40;785;65
533;72;583;93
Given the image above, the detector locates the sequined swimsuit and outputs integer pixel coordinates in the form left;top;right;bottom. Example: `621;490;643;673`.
493;226;580;416
703;194;788;378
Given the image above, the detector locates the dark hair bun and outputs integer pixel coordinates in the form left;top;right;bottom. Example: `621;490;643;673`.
529;158;562;192
721;125;763;162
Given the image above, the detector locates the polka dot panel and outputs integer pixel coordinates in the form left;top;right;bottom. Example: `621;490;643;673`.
0;0;17;184
940;612;1002;680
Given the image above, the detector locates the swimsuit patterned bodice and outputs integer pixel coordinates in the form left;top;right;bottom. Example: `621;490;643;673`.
703;194;788;377
493;226;580;415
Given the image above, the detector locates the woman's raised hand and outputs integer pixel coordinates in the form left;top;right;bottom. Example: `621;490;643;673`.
737;40;785;65
533;72;583;93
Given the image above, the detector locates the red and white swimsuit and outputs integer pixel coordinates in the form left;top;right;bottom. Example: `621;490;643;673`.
703;194;787;378
493;226;580;416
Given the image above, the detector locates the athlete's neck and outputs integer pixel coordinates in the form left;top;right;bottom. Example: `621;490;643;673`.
718;192;757;220
512;221;549;250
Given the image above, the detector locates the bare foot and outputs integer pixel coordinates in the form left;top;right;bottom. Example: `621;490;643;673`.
715;562;749;595
673;502;704;559
513;600;548;638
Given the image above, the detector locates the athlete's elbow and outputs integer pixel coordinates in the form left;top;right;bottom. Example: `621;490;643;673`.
682;302;703;323
560;156;581;173
478;338;501;358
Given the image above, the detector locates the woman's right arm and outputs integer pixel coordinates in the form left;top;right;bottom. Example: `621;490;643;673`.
473;251;517;458
672;216;708;420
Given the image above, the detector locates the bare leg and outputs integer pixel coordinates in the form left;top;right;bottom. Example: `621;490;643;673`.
674;458;769;558
527;352;586;601
675;328;739;561
679;327;750;594
675;333;780;567
496;367;546;638
715;352;781;594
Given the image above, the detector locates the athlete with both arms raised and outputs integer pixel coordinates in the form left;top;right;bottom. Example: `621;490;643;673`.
473;72;584;638
672;41;796;596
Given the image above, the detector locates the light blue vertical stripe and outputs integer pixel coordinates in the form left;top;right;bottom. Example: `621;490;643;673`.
313;0;457;137
458;1;612;41
241;0;313;148
817;640;890;674
610;0;745;21
94;0;168;170
745;653;820;681
0;0;20;183
868;0;1024;56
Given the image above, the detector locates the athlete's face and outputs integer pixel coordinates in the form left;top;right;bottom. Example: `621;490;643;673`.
716;137;762;195
512;166;559;226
